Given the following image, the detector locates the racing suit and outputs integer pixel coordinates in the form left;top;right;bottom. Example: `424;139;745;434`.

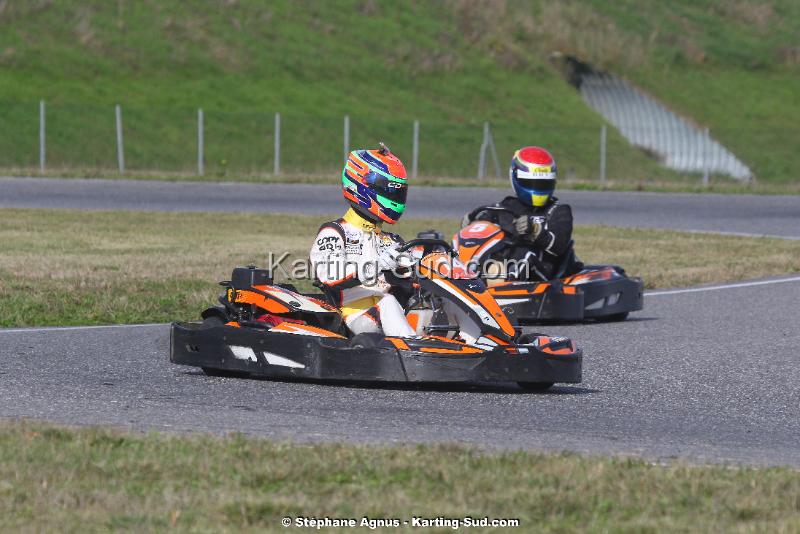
310;208;415;337
463;195;581;281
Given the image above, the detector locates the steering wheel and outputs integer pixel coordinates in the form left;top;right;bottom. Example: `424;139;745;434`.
397;237;454;255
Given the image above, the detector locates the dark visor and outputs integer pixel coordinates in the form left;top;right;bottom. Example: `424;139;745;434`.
516;177;555;191
370;173;408;205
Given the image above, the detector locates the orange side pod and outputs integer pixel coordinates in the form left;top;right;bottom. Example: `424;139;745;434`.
228;288;291;314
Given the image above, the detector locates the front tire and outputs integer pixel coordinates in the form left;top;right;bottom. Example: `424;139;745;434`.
601;312;629;322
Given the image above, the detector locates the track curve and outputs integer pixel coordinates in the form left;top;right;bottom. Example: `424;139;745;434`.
2;176;799;464
1;277;799;466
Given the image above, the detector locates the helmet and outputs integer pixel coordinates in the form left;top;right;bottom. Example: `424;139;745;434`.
342;143;408;224
509;146;557;207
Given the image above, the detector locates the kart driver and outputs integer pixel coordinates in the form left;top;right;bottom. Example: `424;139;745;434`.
310;144;416;337
461;146;581;280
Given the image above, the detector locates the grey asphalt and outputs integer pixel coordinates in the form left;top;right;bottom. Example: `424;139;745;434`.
1;176;798;237
2;175;799;466
2;277;799;466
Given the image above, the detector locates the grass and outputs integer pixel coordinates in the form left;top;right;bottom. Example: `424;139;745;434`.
0;420;799;531
0;1;797;182
1;208;799;327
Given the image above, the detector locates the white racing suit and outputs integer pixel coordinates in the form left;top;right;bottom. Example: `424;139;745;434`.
309;208;415;337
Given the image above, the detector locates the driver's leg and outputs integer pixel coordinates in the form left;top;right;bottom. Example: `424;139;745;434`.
376;294;415;337
344;295;415;337
344;308;382;335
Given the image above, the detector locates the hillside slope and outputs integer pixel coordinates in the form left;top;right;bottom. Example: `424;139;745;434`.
0;1;795;182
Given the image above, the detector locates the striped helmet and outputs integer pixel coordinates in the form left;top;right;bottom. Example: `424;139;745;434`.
342;143;408;224
510;146;557;207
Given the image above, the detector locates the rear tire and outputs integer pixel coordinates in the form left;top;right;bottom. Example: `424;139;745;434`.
202;315;226;327
517;381;554;391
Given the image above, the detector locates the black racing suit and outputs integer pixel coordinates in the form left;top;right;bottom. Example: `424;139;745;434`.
463;195;582;281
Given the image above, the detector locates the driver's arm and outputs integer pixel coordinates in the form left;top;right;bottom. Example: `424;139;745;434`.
534;204;573;257
461;205;499;227
310;226;361;289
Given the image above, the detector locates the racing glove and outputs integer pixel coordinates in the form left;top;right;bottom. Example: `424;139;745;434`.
514;215;544;239
377;245;401;272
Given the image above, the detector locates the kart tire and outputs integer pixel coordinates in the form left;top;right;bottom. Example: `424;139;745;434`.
517;381;554;391
202;315;226;327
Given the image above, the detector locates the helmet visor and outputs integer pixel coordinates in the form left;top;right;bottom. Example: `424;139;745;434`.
516;177;555;192
369;173;408;206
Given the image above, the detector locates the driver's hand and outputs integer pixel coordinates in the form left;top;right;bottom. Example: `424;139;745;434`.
396;252;415;270
531;216;545;238
377;246;400;272
514;215;531;235
460;213;472;228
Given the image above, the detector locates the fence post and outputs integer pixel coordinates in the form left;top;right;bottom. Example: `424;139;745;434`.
197;108;204;176
412;119;419;180
477;122;489;180
600;124;607;183
343;115;350;163
39;100;45;172
115;104;125;173
487;123;501;178
274;112;281;175
702;127;710;187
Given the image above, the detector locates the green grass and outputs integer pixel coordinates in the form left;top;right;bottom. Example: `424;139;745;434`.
0;1;796;182
1;420;799;531
1;208;799;327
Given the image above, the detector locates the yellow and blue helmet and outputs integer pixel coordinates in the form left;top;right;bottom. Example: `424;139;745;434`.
509;146;557;208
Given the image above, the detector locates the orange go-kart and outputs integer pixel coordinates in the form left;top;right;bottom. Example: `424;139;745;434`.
446;207;643;323
170;240;582;390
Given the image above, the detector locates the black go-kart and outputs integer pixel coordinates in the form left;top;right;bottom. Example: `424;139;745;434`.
447;206;644;323
170;239;582;390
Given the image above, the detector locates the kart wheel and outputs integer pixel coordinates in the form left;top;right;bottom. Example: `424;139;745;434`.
202;315;226;327
517;381;554;391
602;312;629;322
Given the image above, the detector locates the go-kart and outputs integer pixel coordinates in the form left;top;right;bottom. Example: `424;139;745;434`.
170;239;582;390
447;206;644;323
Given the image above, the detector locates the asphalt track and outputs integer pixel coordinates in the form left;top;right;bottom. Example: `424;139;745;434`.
1;176;798;237
2;176;800;466
1;276;799;466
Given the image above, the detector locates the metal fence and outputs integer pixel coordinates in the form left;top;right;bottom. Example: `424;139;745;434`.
0;100;771;183
580;73;753;183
